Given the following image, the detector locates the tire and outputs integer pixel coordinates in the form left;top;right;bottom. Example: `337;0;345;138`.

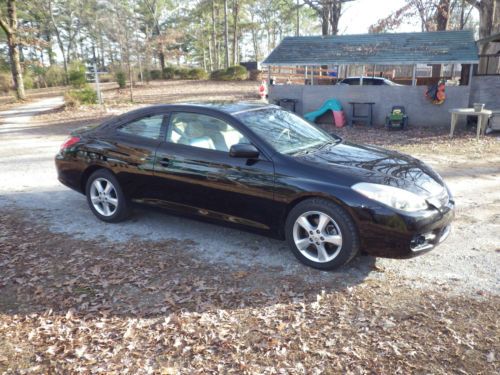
285;198;359;270
85;169;130;223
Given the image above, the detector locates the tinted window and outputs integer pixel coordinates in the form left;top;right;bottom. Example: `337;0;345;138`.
372;78;385;86
362;78;374;85
118;114;164;140
343;78;360;85
167;112;248;152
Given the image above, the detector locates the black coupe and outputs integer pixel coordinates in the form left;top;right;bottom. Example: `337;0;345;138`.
55;103;454;269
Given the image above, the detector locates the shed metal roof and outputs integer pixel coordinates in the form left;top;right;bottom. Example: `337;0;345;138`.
262;30;479;66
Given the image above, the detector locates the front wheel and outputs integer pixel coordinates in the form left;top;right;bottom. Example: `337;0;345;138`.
85;169;130;223
285;198;359;270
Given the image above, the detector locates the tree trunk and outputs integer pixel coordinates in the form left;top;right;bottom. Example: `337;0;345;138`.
232;0;238;66
321;7;329;35
329;2;342;35
8;35;25;99
431;0;451;78
223;0;229;68
211;0;218;70
0;0;25;100
436;0;450;31
467;0;500;40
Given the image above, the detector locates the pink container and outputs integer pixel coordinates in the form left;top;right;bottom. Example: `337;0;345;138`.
333;110;346;128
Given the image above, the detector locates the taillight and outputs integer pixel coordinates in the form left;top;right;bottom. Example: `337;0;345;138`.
60;136;80;151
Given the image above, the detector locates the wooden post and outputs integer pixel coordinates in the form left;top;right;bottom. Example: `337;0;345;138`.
305;66;308;84
412;64;417;86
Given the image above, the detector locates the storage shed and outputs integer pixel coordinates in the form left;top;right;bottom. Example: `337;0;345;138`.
261;30;480;127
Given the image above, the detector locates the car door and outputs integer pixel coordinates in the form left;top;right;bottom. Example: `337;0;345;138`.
103;110;167;200
153;110;276;231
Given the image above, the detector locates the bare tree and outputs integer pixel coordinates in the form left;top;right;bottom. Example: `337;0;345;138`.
465;0;500;39
0;0;26;100
223;0;229;68
303;0;355;35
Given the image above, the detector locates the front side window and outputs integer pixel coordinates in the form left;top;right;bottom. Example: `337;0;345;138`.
236;108;337;155
167;112;248;152
118;114;164;140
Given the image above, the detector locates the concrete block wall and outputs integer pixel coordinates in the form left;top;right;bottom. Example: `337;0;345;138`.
269;84;471;127
469;76;500;110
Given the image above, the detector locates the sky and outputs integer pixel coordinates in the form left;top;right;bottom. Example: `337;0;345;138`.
338;0;416;34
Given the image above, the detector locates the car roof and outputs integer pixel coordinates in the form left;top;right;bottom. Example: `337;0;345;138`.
343;76;387;80
124;102;275;116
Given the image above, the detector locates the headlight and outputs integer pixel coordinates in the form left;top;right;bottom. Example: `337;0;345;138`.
352;182;428;212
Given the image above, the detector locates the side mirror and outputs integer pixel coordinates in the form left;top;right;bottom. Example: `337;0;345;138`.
229;143;260;159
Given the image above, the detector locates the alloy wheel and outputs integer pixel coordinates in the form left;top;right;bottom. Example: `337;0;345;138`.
292;210;343;263
89;178;119;217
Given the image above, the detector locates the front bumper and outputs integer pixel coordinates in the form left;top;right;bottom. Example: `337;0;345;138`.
355;199;455;258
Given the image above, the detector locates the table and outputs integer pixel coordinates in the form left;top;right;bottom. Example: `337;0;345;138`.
348;102;375;126
449;108;492;140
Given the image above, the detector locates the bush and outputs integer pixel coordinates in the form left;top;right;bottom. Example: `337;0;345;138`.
209;69;225;80
187;68;208;80
210;65;248;81
44;65;66;87
162;67;175;79
150;69;162;80
226;65;248;80
115;71;126;88
23;71;35;89
99;73;113;83
249;69;262;81
174;67;190;79
0;72;11;93
142;70;151;83
64;86;97;107
68;60;87;88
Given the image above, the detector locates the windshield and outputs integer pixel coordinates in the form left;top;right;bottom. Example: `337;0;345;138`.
235;108;337;154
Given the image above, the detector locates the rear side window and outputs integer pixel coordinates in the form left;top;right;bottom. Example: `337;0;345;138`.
343;78;360;85
118;114;164;140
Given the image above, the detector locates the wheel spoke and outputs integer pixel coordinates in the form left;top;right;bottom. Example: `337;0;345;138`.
317;213;330;232
297;216;314;233
316;244;329;262
296;238;311;251
94;180;104;193
324;234;342;246
102;202;111;215
107;197;118;207
104;182;113;194
91;196;101;204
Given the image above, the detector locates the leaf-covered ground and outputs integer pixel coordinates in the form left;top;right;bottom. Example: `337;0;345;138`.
2;84;499;373
0;209;498;374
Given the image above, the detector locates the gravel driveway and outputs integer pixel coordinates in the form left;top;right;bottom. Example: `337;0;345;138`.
0;97;498;297
1;94;499;373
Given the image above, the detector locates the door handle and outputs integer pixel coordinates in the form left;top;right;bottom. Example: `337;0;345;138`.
158;157;170;167
207;173;218;181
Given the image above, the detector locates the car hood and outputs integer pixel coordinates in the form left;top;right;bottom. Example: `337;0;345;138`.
295;141;445;197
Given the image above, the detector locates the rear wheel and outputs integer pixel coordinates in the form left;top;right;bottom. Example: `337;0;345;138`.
285;198;359;270
85;169;129;222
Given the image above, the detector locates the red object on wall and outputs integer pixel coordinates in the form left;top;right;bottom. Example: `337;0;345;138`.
333;110;346;127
